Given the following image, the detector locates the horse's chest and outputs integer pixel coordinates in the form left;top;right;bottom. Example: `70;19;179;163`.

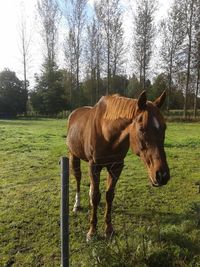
91;135;129;164
111;136;129;156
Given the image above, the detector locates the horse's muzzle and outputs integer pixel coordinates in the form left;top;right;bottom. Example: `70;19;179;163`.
152;170;170;187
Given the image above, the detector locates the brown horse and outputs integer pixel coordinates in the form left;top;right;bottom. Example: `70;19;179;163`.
67;91;170;241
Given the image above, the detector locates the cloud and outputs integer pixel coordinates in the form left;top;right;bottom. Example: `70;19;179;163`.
88;0;95;7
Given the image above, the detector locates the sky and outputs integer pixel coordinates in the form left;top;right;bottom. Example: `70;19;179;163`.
0;0;173;89
0;0;40;84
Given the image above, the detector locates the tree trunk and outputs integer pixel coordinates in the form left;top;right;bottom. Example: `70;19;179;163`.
167;52;173;114
143;34;147;91
107;0;110;94
143;65;146;91
107;37;110;94
139;63;142;88
143;53;146;91
194;67;200;118
70;67;73;108
96;54;100;101
184;0;194;119
23;51;27;92
76;56;80;106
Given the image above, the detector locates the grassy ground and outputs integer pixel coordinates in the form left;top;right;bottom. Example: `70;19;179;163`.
0;119;200;266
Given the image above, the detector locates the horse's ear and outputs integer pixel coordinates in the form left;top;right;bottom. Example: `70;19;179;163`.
137;91;147;110
154;91;166;108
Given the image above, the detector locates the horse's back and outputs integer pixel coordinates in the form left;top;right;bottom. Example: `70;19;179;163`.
68;106;92;125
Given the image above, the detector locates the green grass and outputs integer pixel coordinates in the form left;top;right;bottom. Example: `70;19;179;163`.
0;119;200;266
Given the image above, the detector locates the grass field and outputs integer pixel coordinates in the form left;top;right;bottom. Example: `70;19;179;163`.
0;119;200;267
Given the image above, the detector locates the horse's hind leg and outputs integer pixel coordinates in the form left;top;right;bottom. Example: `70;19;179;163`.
70;153;82;212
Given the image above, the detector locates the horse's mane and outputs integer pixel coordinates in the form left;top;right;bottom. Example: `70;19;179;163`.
101;94;137;120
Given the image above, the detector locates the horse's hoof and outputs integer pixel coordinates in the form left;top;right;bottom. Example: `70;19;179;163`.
86;229;96;242
73;206;81;213
86;233;92;242
105;225;114;239
105;230;114;239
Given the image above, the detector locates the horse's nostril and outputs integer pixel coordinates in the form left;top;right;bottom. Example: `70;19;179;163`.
163;172;167;178
156;170;169;185
156;171;162;181
156;171;161;179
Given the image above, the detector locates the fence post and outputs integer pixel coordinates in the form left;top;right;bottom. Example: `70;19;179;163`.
60;157;69;267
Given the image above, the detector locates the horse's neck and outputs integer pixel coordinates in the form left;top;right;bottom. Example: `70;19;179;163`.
100;96;137;142
103;97;137;121
102;117;132;143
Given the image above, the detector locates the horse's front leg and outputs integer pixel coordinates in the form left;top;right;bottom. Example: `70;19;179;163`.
87;163;102;241
105;162;124;238
70;153;82;212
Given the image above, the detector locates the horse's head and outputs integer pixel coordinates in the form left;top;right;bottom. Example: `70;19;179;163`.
130;91;170;187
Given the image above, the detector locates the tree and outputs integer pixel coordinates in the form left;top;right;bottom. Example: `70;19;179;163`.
182;0;196;118
63;0;87;106
132;0;157;90
126;74;141;98
85;18;98;105
37;0;60;72
85;13;105;103
18;2;32;105
160;0;186;111
0;69;28;117
109;75;128;95
94;0;124;93
109;1;124;77
30;69;67;114
150;73;168;105
60;69;76;110
34;0;63;114
64;29;76;107
191;0;200;117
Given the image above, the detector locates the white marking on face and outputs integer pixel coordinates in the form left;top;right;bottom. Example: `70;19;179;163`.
73;192;80;210
153;116;160;129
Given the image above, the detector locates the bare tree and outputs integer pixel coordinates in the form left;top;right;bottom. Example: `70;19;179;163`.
18;3;32;101
64;29;76;106
63;0;87;106
95;0;124;94
160;1;186;111
95;18;104;99
37;0;60;71
85;18;99;103
182;0;196;118
110;5;124;77
192;0;200;117
132;0;157;90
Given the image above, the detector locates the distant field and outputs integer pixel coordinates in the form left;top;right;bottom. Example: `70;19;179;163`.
0;119;200;267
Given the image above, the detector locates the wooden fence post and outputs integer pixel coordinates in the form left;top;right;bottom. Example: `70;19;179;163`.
60;157;69;267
